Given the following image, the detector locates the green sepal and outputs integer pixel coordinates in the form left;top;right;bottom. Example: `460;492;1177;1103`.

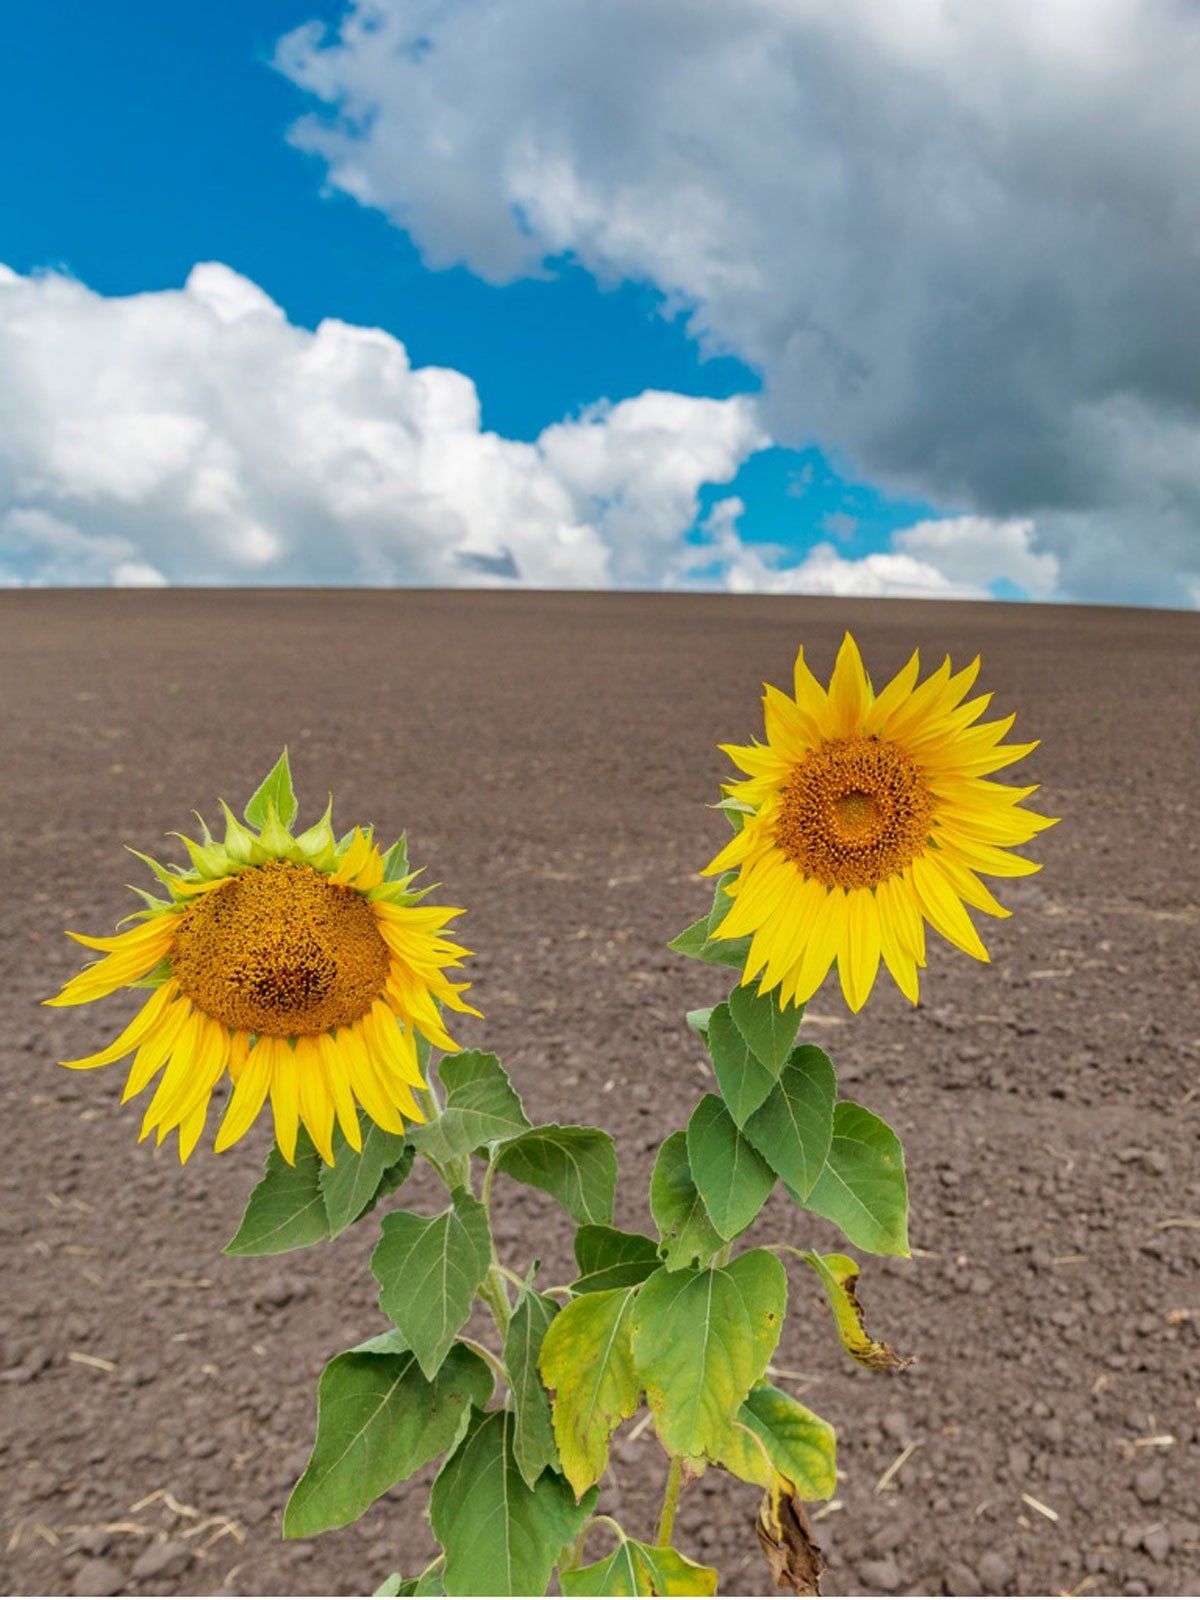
293;798;337;871
371;1192;493;1379
244;748;299;831
283;1333;493;1537
430;1408;595;1597
493;1125;618;1226
630;1251;787;1460
711;796;755;833
218;799;266;866
256;798;297;860
801;1250;912;1370
649;1131;724;1271
561;1538;718;1596
170;830;233;879
382;833;410;882
224;1133;330;1257
125;846;178;891
570;1225;661;1294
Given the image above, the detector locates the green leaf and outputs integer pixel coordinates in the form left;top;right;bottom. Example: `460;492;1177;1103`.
244;748;299;831
706;1002;778;1125
630;1251;787;1460
649;1131;724;1271
224;1133;329;1256
413;1572;445;1597
430;1408;592;1596
411;1051;530;1168
562;1539;718;1596
742;1045;837;1202
685;1007;713;1040
801;1251;912;1370
494;1125;617;1226
716;1382;837;1500
283;1333;492;1536
571;1225;661;1294
371;1193;493;1379
373;1576;407;1597
319;1125;413;1238
802;1101;910;1257
685;1094;775;1241
539;1286;642;1497
666;918;751;970
504;1278;561;1489
728;982;805;1075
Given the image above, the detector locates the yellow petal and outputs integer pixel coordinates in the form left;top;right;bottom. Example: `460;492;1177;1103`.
60;979;179;1070
792;646;833;735
270;1043;301;1165
864;650;920;736
790;886;848;1005
122;999;191;1102
839;888;882;1013
911;855;989;962
214;1041;275;1153
317;1033;362;1152
295;1036;336;1164
826;633;871;738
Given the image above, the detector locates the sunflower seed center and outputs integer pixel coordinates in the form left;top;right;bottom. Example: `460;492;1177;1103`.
774;735;935;889
170;860;390;1036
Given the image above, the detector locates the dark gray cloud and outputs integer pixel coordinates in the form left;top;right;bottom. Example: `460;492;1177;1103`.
279;0;1200;606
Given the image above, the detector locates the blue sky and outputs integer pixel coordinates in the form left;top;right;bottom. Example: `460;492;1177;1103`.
0;0;936;580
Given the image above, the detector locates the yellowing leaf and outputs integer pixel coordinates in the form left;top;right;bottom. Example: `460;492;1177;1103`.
539;1286;641;1497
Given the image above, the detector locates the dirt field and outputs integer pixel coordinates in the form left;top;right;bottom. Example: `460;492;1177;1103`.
1;590;1197;1599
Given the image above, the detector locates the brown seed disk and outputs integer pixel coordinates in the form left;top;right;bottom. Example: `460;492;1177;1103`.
170;860;390;1037
774;735;936;890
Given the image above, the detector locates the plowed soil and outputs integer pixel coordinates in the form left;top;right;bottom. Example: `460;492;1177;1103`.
1;591;1197;1599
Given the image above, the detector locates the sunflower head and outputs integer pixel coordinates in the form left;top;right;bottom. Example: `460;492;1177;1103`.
703;634;1056;1012
46;751;479;1164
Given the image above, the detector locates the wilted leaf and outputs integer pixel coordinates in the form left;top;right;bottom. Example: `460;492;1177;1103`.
756;1478;826;1596
539;1286;641;1496
802;1251;912;1371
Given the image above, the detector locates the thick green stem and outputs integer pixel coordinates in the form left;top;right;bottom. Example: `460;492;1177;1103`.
656;1456;684;1547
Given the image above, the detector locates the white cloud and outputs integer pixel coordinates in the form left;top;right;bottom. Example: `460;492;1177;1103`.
278;0;1200;607
685;499;1056;600
0;263;760;588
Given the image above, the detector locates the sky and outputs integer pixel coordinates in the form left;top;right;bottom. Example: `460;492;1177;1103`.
1;0;1196;605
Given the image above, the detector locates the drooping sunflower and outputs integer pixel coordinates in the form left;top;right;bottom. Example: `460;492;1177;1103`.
46;753;478;1164
703;633;1056;1012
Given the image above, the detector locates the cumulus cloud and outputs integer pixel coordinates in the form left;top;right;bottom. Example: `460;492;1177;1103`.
278;0;1200;607
688;499;1057;600
0;263;761;588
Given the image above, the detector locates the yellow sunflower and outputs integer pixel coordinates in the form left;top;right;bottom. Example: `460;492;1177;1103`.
703;633;1056;1012
45;754;478;1165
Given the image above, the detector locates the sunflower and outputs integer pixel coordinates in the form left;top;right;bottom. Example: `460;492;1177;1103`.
46;755;478;1164
703;634;1056;1012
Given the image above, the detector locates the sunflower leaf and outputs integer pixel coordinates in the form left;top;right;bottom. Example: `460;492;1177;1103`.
706;1002;779;1124
224;1132;330;1257
649;1131;724;1271
283;1334;492;1537
570;1225;661;1294
371;1193;493;1379
801;1250;913;1370
320;1125;413;1238
504;1276;561;1489
539;1286;642;1497
430;1408;594;1597
798;1101;910;1258
630;1251;787;1460
685;1094;776;1241
410;1051;531;1167
667;876;751;969
493;1125;617;1226
728;983;806;1075
561;1538;718;1597
742;1045;837;1202
244;748;299;832
715;1382;838;1500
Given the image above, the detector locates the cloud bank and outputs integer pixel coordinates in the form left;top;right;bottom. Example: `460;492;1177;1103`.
278;0;1200;607
0;263;763;589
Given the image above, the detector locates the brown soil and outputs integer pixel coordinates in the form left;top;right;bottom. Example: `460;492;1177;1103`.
1;591;1197;1599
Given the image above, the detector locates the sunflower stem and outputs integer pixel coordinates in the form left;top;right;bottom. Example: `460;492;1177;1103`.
656;1455;684;1547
